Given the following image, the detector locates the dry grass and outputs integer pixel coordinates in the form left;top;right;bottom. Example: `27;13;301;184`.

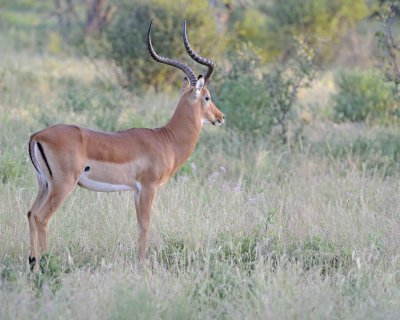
1;51;400;320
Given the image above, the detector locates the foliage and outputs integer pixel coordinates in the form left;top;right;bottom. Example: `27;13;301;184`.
316;126;400;175
332;70;396;122
217;73;272;137
264;37;317;143
105;0;221;91
56;76;124;131
3;2;400;318
374;0;400;105
227;0;370;62
0;1;59;53
1;257;17;282
266;0;369;61
217;37;317;143
0;148;26;184
293;236;352;274
31;253;62;294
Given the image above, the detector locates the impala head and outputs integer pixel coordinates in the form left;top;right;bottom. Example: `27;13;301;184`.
147;20;224;126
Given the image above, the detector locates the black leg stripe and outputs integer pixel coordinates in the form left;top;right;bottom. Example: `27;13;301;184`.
37;142;53;177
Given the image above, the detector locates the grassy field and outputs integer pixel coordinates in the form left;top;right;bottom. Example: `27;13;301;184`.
1;7;400;320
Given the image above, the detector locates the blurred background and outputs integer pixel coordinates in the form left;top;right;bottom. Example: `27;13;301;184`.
1;0;400;145
1;0;400;185
2;2;400;317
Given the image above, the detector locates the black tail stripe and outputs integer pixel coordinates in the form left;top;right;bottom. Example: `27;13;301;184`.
37;142;53;177
28;140;40;173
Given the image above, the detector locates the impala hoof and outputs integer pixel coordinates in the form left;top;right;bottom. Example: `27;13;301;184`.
28;256;36;271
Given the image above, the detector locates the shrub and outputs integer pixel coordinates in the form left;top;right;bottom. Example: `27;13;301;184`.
105;0;221;91
374;1;400;108
216;38;316;143
217;74;272;137
226;0;369;63
264;0;369;62
214;44;269;137
333;70;396;122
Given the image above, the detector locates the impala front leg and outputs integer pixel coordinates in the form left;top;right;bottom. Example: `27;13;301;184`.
134;183;157;261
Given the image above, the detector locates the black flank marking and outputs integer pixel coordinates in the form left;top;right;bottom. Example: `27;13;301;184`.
27;211;31;218
28;140;40;173
37;142;53;177
84;166;90;172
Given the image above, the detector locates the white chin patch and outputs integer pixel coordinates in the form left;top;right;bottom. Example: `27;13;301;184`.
201;119;211;125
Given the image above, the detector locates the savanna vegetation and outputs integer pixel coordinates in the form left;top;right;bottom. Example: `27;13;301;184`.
1;0;400;319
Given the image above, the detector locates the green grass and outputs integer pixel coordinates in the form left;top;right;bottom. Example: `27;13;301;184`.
1;12;400;320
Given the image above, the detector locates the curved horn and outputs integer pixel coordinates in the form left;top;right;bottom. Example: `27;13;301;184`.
182;21;216;83
147;20;197;86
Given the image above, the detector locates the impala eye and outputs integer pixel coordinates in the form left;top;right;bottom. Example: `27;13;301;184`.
205;96;211;101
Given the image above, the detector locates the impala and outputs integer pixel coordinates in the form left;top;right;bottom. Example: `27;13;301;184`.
26;21;224;271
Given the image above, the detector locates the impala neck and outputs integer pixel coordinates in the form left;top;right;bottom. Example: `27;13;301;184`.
164;96;202;168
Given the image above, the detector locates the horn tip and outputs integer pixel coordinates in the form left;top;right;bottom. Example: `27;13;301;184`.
147;20;154;40
182;20;187;34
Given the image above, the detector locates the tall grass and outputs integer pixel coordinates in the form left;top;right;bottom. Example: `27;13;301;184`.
1;42;400;320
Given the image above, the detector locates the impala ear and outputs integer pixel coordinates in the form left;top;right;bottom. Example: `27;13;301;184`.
180;77;190;95
195;75;205;97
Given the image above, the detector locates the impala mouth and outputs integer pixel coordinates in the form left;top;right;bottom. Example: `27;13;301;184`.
213;119;224;126
207;118;224;126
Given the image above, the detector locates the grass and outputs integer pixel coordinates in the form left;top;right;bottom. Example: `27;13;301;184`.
1;14;400;320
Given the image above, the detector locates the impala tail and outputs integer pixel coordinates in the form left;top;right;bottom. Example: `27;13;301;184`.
29;134;53;182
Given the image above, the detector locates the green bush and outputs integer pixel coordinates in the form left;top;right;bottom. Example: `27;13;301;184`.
333;70;396;122
217;74;272;137
216;39;316;142
214;44;270;137
227;0;369;62
105;0;221;91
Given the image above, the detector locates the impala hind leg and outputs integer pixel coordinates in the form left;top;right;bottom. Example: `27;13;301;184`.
35;178;77;253
134;184;157;261
28;177;48;270
29;176;78;271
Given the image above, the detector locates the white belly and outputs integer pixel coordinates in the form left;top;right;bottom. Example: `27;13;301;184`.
78;175;132;192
